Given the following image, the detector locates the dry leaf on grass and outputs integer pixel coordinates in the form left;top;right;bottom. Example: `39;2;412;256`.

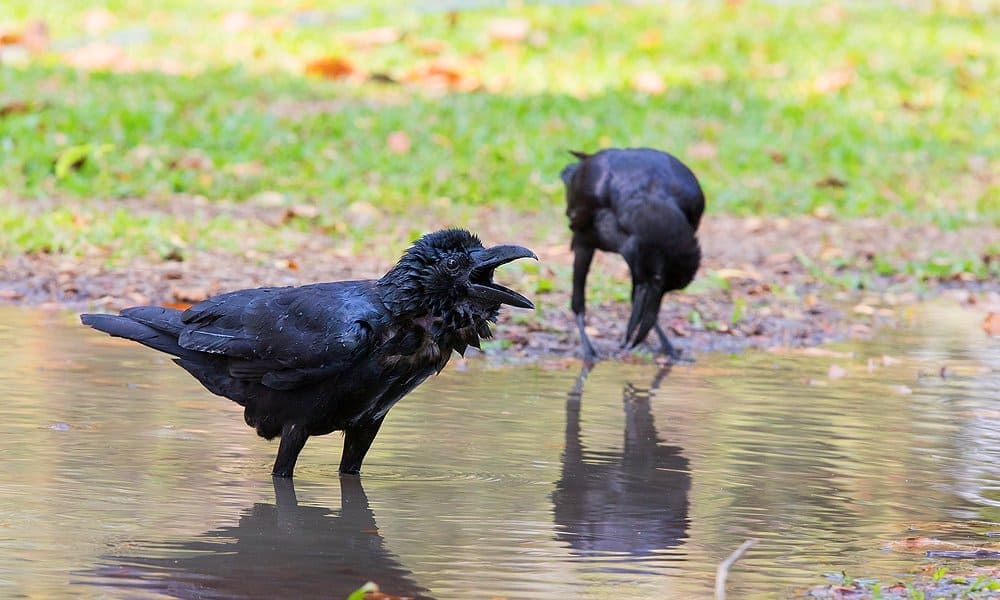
631;70;666;95
343;27;401;48
305;56;357;80
488;18;530;43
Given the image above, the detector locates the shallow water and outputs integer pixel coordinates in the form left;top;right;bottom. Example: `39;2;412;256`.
0;303;997;598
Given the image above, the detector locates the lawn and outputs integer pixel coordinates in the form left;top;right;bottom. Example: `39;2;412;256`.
1;0;997;262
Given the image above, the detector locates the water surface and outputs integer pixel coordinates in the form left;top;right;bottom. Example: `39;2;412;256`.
0;304;997;598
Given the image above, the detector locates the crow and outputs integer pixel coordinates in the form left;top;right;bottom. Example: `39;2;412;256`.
560;147;705;362
81;229;535;478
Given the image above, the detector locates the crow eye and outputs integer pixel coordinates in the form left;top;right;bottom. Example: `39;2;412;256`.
444;257;460;272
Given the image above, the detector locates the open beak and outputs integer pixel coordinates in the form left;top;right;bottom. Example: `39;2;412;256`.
469;244;537;309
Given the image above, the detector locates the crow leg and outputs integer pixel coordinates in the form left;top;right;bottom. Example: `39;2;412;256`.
653;323;685;362
575;313;598;365
339;418;385;475
272;422;309;479
571;242;598;363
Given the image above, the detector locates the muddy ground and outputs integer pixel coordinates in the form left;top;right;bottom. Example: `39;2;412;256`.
1;212;997;362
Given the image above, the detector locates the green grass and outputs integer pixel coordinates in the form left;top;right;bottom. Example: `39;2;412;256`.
1;1;997;259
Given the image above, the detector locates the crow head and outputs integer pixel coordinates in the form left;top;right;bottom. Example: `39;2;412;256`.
378;229;536;329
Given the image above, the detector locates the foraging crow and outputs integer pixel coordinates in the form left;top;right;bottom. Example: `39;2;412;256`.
81;229;535;478
560;147;704;362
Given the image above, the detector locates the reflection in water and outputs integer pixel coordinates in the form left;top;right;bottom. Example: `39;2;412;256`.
86;477;432;599
553;366;690;560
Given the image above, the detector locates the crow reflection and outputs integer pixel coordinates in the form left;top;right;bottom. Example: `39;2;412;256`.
89;477;432;599
553;366;690;557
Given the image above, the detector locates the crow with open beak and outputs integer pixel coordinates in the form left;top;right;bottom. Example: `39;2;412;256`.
81;228;536;478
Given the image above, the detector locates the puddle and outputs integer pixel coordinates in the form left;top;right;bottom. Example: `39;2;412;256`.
0;303;997;598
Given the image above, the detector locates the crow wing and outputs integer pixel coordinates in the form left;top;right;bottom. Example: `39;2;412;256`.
178;281;382;390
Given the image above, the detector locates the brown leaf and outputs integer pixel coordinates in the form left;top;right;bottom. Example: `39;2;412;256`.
0;101;31;117
767;150;787;164
816;176;848;189
305;56;357;80
386;131;411;155
984;312;1000;336
631;70;666;95
403;59;479;91
488;18;530;43
171;285;208;303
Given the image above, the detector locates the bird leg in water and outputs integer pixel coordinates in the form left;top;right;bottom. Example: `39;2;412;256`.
339;418;385;475
272;423;309;479
653;323;685;362
575;313;599;364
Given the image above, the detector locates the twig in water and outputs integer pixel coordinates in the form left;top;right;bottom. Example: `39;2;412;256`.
715;538;758;600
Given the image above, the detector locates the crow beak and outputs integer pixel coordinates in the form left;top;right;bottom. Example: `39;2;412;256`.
470;244;537;310
624;281;663;349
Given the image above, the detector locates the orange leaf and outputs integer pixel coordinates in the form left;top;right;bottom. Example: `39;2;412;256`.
305;56;356;80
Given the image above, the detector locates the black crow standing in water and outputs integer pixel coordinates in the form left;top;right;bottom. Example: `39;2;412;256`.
560;147;705;362
81;229;535;478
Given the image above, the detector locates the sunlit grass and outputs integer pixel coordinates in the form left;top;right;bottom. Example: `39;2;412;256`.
0;0;997;259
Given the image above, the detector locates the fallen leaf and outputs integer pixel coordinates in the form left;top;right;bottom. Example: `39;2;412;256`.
713;268;759;281
386;131;411;155
221;11;254;33
82;8;116;34
984;312;1000;336
343;26;401;48
0;101;31;117
827;364;848;380
413;38;446;55
0;20;48;52
305;56;356;80
171;286;208;303
403;59;478;91
813;66;854;94
767;150;787;164
853;304;875;316
687;141;717;160
488;18;530;43
64;43;133;71
816;176;848;188
638;29;661;49
631;70;666;95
